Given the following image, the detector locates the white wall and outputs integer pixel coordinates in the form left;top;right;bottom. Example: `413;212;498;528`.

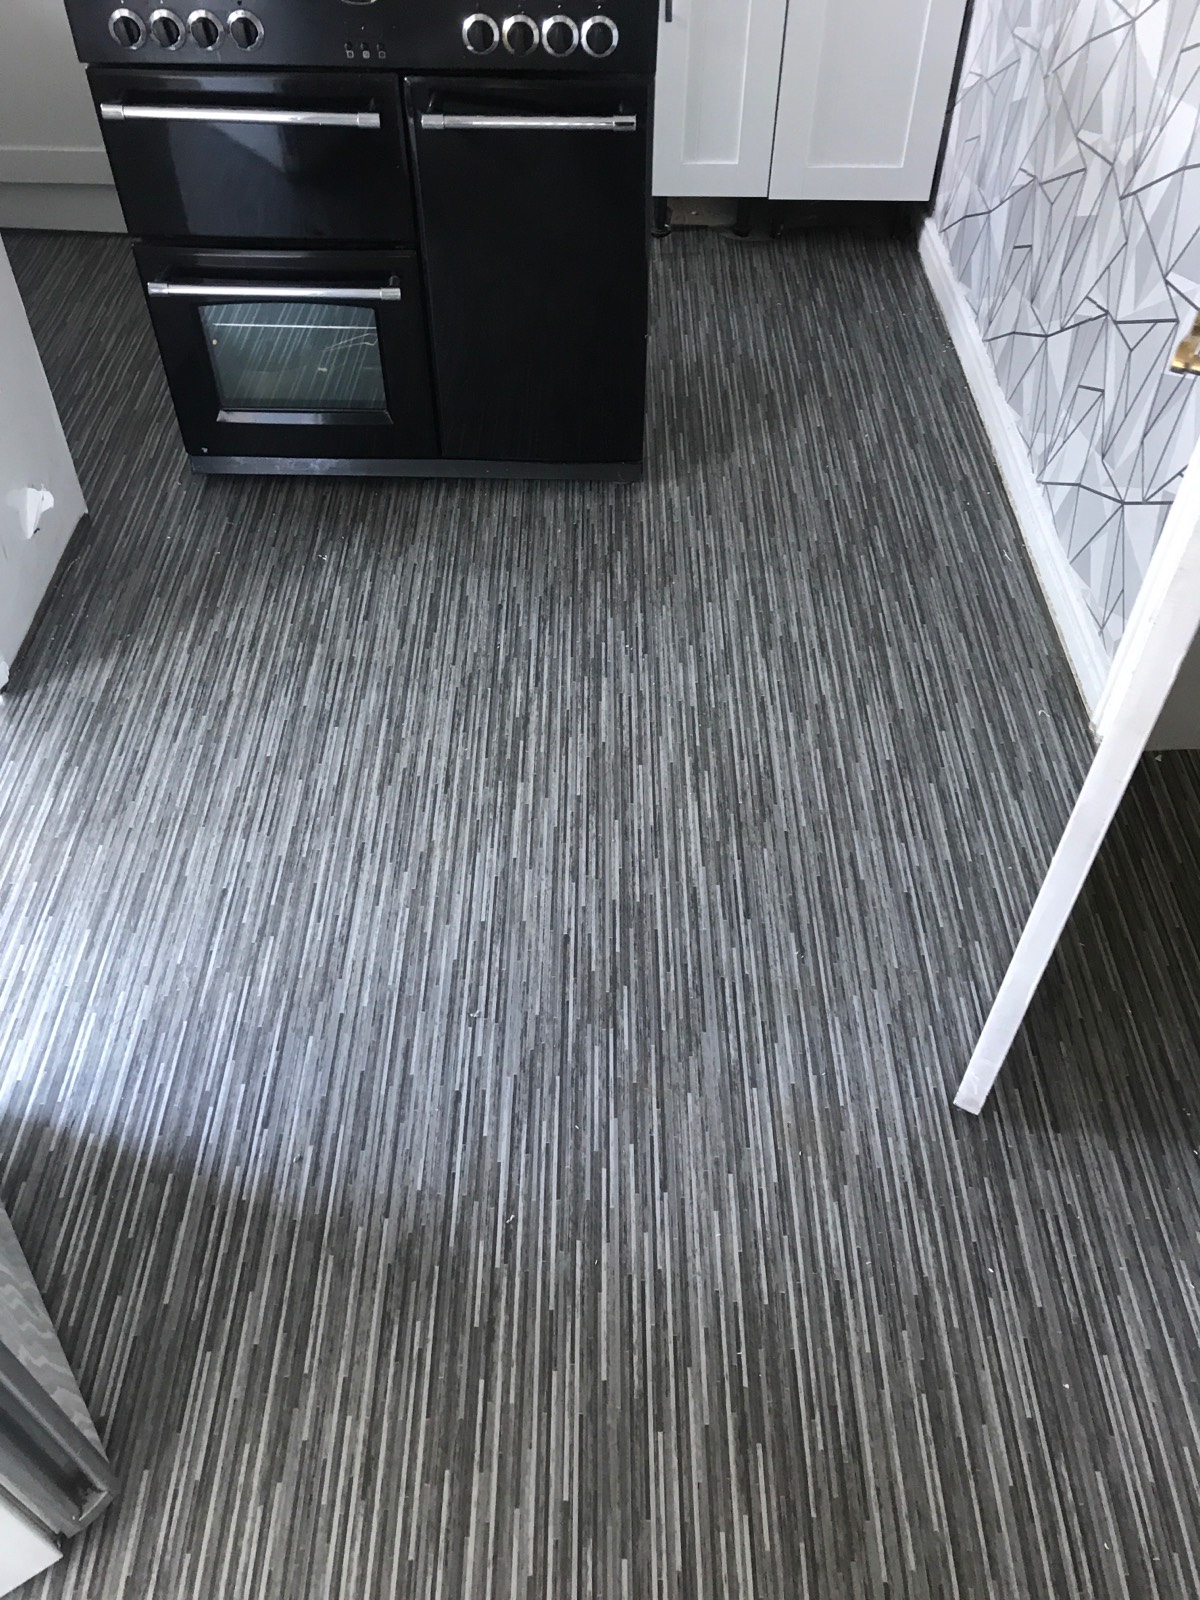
933;0;1200;659
0;239;87;685
0;0;120;230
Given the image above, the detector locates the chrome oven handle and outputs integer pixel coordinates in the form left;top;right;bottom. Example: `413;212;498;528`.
418;113;637;132
146;282;402;301
99;103;382;128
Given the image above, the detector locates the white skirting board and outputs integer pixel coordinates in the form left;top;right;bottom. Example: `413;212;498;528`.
918;222;1111;717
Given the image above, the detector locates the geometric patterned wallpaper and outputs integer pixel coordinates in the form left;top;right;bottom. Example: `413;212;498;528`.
935;0;1200;652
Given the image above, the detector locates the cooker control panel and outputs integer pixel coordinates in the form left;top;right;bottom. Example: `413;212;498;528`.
107;4;264;49
462;12;617;59
77;0;653;72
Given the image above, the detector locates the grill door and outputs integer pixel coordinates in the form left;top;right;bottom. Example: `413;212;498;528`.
92;69;414;246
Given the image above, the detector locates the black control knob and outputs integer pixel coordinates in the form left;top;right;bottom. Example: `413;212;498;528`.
108;8;147;47
187;7;223;46
227;8;263;48
148;8;184;46
501;14;538;54
542;14;578;55
462;12;499;53
580;13;617;56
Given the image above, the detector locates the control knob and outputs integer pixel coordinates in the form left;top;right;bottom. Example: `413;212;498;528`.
227;8;263;47
108;8;147;47
148;8;184;46
462;12;500;53
580;13;617;56
501;14;539;54
187;7;223;46
541;14;578;55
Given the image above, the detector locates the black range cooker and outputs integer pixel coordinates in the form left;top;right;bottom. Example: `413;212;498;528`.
62;0;656;478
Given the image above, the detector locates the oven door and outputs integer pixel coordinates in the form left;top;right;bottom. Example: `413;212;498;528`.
134;246;438;464
91;69;413;246
406;77;650;465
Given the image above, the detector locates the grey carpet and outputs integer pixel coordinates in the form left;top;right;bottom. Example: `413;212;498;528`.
2;224;1199;1598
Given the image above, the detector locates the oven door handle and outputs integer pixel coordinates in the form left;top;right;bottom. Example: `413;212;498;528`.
418;113;637;133
99;103;382;129
146;282;403;301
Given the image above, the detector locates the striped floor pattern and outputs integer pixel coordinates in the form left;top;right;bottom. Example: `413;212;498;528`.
2;224;1200;1598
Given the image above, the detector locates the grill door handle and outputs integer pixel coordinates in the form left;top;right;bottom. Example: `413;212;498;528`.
99;103;382;128
146;282;402;301
418;113;637;133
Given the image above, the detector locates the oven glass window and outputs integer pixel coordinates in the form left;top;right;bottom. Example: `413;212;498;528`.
199;301;387;412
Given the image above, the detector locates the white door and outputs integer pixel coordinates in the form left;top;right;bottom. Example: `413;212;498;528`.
956;435;1200;1114
0;1497;60;1596
652;0;790;198
769;0;969;201
0;241;86;688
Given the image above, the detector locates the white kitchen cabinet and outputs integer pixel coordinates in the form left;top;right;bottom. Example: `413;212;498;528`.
653;0;970;203
769;0;970;200
652;0;790;198
0;1499;60;1596
0;241;87;687
0;0;119;230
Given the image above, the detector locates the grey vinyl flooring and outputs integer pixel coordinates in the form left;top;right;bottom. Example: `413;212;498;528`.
2;224;1200;1598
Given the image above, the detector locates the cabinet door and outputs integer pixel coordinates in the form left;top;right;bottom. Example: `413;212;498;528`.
769;0;969;201
652;0;789;198
0;242;87;686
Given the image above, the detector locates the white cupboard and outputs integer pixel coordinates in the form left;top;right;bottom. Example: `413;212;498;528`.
652;0;790;198
0;241;87;687
0;0;119;230
0;1499;60;1596
770;0;970;200
653;0;970;203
